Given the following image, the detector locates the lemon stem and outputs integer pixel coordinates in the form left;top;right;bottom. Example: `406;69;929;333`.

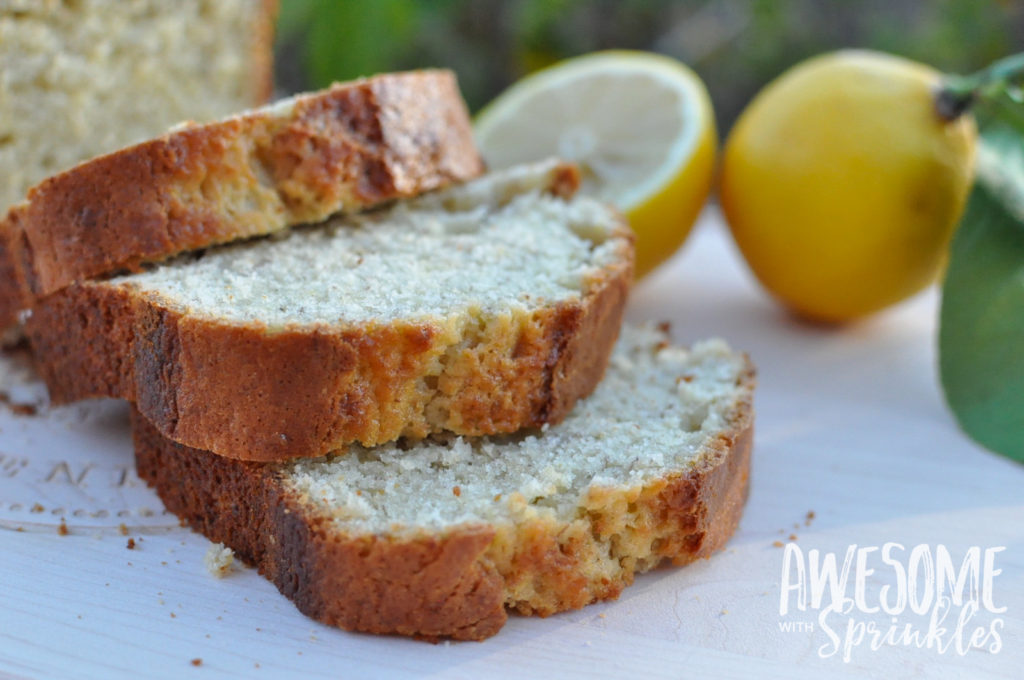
937;52;1024;121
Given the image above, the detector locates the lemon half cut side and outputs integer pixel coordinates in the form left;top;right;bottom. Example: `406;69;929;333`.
474;51;717;278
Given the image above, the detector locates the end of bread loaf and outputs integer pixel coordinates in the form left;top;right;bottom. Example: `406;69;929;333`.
0;0;275;216
133;325;754;640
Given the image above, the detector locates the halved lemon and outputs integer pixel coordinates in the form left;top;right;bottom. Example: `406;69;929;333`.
474;50;717;278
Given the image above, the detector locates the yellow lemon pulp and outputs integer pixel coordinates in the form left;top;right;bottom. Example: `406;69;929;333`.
474;51;717;278
720;50;977;322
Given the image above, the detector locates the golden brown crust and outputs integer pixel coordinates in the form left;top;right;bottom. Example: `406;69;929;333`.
132;410;509;639
495;364;754;618
0;70;483;328
0;228;29;329
130;363;753;641
26;225;633;461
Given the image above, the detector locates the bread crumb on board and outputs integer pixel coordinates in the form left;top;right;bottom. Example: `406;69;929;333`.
204;542;235;578
0;393;37;416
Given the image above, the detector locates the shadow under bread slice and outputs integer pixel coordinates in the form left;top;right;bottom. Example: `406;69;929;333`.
132;324;755;641
28;161;635;461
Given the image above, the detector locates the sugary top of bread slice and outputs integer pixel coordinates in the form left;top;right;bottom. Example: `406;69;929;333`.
116;161;621;325
132;324;754;640
0;0;275;215
27;161;634;461
287;325;751;531
0;69;482;328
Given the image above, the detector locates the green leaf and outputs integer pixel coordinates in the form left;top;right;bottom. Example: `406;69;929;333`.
939;114;1024;463
274;0;317;42
305;0;419;88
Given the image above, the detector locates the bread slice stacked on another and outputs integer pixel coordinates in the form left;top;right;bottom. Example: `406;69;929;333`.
133;325;754;640
10;62;755;640
27;161;634;460
0;70;483;328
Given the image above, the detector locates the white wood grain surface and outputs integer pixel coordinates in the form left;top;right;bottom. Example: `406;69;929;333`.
0;208;1020;680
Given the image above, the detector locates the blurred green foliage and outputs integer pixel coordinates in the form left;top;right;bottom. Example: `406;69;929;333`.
274;0;1024;131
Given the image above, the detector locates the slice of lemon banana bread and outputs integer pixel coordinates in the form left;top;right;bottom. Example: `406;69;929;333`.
0;69;483;328
132;324;755;641
27;161;634;461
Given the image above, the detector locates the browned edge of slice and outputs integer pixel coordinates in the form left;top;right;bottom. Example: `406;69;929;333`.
26;174;633;461
0;69;484;328
130;371;753;641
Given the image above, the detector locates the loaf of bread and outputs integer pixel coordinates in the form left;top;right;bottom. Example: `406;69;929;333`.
27;161;634;461
0;70;483;328
132;324;755;641
0;0;275;215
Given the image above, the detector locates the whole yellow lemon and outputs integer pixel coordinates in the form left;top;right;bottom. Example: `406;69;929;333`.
720;50;977;322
